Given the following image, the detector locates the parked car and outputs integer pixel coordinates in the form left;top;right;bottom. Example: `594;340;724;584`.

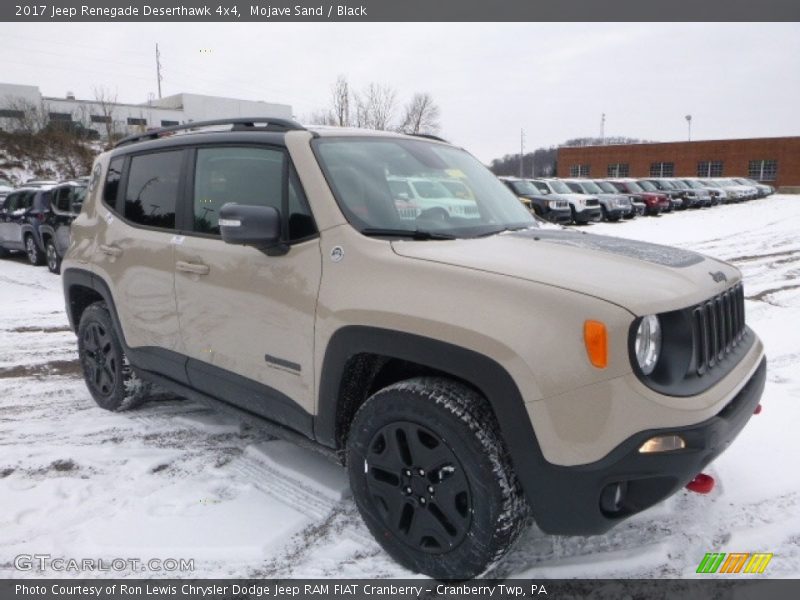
564;179;633;222
0;186;53;264
700;179;747;202
607;179;670;215
666;179;712;207
638;179;685;210
732;178;773;197
679;179;725;205
529;179;602;224
62;118;766;579
716;178;758;200
32;180;86;273
499;177;572;223
594;180;642;217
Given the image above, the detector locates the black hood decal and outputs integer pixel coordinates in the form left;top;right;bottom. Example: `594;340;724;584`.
510;229;705;268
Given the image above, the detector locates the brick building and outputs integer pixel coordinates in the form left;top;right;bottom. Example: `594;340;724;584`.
557;137;800;191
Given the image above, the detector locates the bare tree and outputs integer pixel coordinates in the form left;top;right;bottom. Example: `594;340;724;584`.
93;86;118;141
399;93;441;135
356;83;396;130
306;109;336;126
330;75;351;127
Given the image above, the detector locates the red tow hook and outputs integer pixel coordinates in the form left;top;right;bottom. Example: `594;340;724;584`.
686;473;715;494
754;404;763;415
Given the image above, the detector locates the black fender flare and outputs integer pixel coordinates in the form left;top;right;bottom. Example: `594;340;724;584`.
315;325;550;513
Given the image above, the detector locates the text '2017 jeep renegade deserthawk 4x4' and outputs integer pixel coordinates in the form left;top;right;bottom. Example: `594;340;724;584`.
62;119;766;579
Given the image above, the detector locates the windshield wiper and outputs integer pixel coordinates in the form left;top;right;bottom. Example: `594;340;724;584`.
361;228;457;240
474;225;537;238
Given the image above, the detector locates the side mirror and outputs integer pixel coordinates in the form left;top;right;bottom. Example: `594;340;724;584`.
219;203;286;255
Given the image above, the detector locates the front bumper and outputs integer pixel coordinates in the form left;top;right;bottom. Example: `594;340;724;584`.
529;357;766;536
573;206;602;223
543;207;573;224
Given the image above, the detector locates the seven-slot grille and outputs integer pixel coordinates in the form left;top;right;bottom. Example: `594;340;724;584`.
691;283;746;375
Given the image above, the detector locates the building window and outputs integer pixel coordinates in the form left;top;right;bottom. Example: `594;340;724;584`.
0;109;25;119
90;115;111;124
48;112;72;121
649;162;674;177
748;159;778;181
127;117;147;126
697;160;724;177
569;164;590;177
607;163;629;177
160;120;179;127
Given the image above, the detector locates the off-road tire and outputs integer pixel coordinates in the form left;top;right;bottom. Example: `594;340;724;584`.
347;376;529;579
77;302;151;411
25;234;44;266
45;238;61;274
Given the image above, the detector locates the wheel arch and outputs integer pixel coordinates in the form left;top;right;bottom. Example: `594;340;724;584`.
315;326;547;506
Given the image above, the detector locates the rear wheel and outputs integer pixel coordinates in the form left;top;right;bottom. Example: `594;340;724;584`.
347;377;528;579
25;235;44;266
45;238;61;274
77;302;151;411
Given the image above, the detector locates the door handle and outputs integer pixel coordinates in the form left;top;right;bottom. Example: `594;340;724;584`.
176;261;210;276
99;244;122;257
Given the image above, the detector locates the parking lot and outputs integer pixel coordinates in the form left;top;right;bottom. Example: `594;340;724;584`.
1;194;799;578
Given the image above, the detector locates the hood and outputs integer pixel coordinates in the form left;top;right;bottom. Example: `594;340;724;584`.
391;229;739;315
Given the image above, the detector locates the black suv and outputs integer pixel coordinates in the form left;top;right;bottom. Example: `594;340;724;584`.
34;180;86;273
499;177;571;223
0;186;53;264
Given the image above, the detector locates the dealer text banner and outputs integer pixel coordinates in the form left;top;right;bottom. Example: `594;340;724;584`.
2;0;800;22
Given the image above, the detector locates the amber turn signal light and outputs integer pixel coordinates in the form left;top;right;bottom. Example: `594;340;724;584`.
584;320;608;369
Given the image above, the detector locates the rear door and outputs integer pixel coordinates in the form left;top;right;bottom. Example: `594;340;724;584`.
173;144;321;433
93;151;186;382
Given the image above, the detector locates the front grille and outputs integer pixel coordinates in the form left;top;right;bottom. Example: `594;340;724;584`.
691;283;746;375
585;199;600;207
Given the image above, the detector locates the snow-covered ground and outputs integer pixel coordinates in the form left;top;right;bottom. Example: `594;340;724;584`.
1;195;798;579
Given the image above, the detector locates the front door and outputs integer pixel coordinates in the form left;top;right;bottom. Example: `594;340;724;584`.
174;145;321;432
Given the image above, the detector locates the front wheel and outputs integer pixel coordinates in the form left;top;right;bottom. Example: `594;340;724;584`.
25;235;44;266
77;302;151;411
45;238;61;274
347;377;529;579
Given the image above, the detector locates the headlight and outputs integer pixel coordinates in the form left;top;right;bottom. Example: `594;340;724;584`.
548;200;561;209
635;315;661;375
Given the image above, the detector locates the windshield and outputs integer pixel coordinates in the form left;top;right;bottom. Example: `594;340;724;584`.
510;180;540;196
683;180;703;189
596;181;618;193
622;181;643;192
670;180;689;189
637;180;657;191
573;180;604;194
545;180;572;194
315;138;536;237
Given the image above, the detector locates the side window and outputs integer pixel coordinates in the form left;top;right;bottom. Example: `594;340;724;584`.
71;186;87;213
103;157;124;208
124;151;183;230
55;188;71;212
192;146;315;241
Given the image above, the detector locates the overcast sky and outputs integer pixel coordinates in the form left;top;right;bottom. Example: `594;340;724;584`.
1;22;798;162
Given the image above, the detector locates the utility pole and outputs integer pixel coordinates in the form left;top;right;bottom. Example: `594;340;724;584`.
155;43;163;99
685;114;692;142
519;129;525;178
600;113;606;144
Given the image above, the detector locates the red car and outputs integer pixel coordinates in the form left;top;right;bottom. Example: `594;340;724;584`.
607;179;671;215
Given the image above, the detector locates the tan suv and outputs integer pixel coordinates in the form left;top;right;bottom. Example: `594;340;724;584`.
62;119;766;579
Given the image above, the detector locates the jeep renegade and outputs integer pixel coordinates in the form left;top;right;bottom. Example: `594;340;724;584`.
62;118;766;579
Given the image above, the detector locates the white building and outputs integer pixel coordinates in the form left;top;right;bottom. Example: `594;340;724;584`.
0;82;293;138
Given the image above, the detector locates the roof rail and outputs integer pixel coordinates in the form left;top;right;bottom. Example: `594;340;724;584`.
409;133;449;143
114;117;306;148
